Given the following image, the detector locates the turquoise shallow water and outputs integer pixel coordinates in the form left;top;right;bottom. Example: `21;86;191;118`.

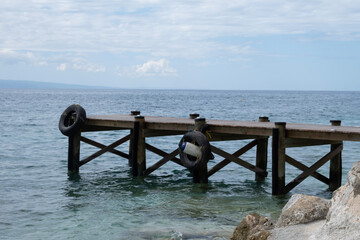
1;89;360;239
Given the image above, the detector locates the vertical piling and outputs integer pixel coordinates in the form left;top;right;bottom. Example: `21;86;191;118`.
329;120;342;191
131;115;146;176
129;111;140;166
68;131;81;174
256;116;269;181
193;117;208;184
272;122;286;195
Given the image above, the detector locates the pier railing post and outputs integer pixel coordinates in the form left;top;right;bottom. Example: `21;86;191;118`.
131;115;146;176
68;131;81;174
129;111;140;166
272;122;286;195
329;120;342;191
256;116;269;181
193;117;208;184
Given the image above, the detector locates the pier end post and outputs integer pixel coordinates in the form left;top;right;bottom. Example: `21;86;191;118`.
131;115;146;176
272;122;286;195
329;120;342;191
189;113;200;119
68;131;81;175
193;117;208;184
256;116;269;181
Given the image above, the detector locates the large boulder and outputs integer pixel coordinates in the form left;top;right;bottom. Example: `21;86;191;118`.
230;213;275;240
276;194;330;227
309;161;360;240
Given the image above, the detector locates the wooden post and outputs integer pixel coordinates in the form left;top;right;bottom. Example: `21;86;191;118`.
272;122;286;195
256;116;269;181
68;131;81;174
329;120;342;191
189;113;200;119
131;115;146;176
193;117;208;184
129;111;140;166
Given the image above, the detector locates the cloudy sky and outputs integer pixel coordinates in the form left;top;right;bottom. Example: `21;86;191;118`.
1;0;360;90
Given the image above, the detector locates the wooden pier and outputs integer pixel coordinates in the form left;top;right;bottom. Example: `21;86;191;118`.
61;108;360;195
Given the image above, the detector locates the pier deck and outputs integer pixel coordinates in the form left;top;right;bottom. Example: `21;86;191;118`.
64;111;360;195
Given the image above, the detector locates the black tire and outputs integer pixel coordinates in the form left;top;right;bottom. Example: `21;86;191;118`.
178;131;213;170
59;104;86;136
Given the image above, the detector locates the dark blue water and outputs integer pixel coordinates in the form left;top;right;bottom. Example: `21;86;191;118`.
1;89;360;239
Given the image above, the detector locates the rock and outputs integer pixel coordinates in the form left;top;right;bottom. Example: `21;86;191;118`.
276;194;330;227
309;161;360;240
231;213;274;240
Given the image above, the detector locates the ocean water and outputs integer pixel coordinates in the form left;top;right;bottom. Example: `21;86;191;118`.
1;89;360;240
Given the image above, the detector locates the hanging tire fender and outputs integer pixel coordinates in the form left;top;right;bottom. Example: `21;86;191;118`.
178;131;213;170
59;104;86;136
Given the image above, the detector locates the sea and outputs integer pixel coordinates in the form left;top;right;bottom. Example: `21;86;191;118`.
1;89;360;240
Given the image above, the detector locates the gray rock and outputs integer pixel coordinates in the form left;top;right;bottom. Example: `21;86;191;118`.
230;213;275;240
276;194;330;227
309;161;360;240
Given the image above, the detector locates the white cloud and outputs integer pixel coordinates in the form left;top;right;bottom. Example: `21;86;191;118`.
57;63;67;71
117;59;177;77
1;0;359;58
135;59;176;76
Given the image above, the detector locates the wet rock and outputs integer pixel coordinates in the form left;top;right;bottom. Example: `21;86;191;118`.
276;194;330;227
231;213;274;240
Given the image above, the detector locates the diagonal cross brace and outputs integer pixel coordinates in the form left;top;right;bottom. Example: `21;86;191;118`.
208;140;257;177
285;154;329;185
143;148;179;176
211;144;268;177
282;144;343;194
79;134;131;166
80;136;129;159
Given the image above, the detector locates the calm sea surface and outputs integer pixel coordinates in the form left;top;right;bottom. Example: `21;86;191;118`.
1;89;360;239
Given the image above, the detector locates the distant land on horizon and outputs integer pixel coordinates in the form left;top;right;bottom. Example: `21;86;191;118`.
0;79;109;89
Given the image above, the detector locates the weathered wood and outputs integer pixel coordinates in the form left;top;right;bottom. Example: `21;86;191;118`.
85;114;360;141
129;111;140;166
144;149;179;176
145;143;183;166
131;121;139;176
272;122;286;195
285;138;342;148
256;116;269;181
282;144;343;194
68;131;81;174
133;116;146;176
208;140;257;177
211;145;267;176
80;136;129;159
79;134;131;166
330;120;343;191
285;154;329;185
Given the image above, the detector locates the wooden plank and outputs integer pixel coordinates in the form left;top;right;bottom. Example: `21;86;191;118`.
144;149;179;176
282;144;343;194
285;138;342;148
285;154;329;185
208;140;257;177
145;143;183;166
211;145;267;176
144;129;186;138
80;136;129;159
79;134;131;166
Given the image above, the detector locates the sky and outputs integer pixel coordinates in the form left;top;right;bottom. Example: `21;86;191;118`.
0;0;360;90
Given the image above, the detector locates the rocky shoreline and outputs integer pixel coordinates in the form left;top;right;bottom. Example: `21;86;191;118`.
231;161;360;240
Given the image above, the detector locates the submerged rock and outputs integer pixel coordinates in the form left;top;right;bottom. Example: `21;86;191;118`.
230;213;274;240
276;194;330;227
